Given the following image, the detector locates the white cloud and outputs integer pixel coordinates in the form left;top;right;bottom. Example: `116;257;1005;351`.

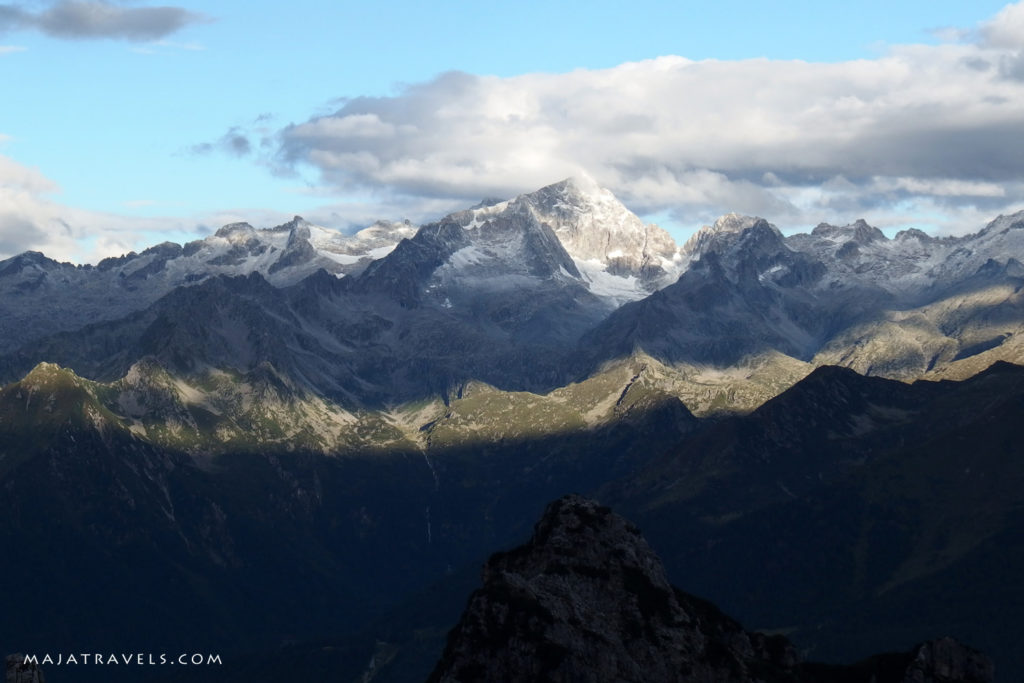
153;39;203;51
272;2;1024;235
0;44;25;53
981;2;1024;48
0;155;59;194
0;153;436;264
0;154;207;263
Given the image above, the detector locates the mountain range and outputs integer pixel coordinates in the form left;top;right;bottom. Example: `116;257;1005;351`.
1;177;1023;681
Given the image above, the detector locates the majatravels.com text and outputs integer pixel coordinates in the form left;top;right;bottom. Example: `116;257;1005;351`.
23;653;222;666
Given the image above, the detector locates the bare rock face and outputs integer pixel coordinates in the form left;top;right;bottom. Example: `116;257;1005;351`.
427;495;798;683
5;655;44;683
901;638;994;683
428;496;994;683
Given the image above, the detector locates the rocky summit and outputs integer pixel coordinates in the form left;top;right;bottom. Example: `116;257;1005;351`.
428;495;993;683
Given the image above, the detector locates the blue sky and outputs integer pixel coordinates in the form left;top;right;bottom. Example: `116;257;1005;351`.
1;1;1022;262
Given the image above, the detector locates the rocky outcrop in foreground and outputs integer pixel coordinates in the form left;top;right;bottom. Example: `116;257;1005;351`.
5;655;44;683
428;495;993;683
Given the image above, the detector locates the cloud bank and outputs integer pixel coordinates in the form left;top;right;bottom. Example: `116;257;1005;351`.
0;154;207;263
0;153;408;264
274;2;1024;233
0;1;206;41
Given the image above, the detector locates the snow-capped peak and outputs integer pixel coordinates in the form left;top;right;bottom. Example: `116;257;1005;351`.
681;214;772;261
516;177;681;284
213;222;257;240
710;213;762;235
354;219;417;243
551;173;613;207
437;177;682;305
979;209;1024;236
810;218;886;245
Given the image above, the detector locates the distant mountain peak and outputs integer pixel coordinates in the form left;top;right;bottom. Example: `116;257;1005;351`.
277;215;308;227
528;175;629;219
681;214;777;261
470;197;508;210
549;172;607;200
894;227;934;243
0;250;63;276
352;219;415;241
213;222;256;239
517;177;682;292
712;212;764;234
11;250;51;263
21;361;81;387
980;209;1024;236
811;218;886;244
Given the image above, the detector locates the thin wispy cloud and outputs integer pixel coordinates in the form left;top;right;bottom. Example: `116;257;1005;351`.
0;44;24;53
131;39;204;55
270;2;1024;234
0;1;208;42
154;39;202;50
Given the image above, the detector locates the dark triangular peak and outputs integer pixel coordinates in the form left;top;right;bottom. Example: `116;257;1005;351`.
349;219;470;306
972;358;1024;378
476;194;583;279
761;362;908;404
745;363;930;440
269;217;316;274
290;266;347;298
351;190;589;307
608;363;939;510
429;495;993;683
428;495;804;683
270;215;309;233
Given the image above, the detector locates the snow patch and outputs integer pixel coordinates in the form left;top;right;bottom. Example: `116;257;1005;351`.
367;244;398;259
319;251;361;265
575;258;648;306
